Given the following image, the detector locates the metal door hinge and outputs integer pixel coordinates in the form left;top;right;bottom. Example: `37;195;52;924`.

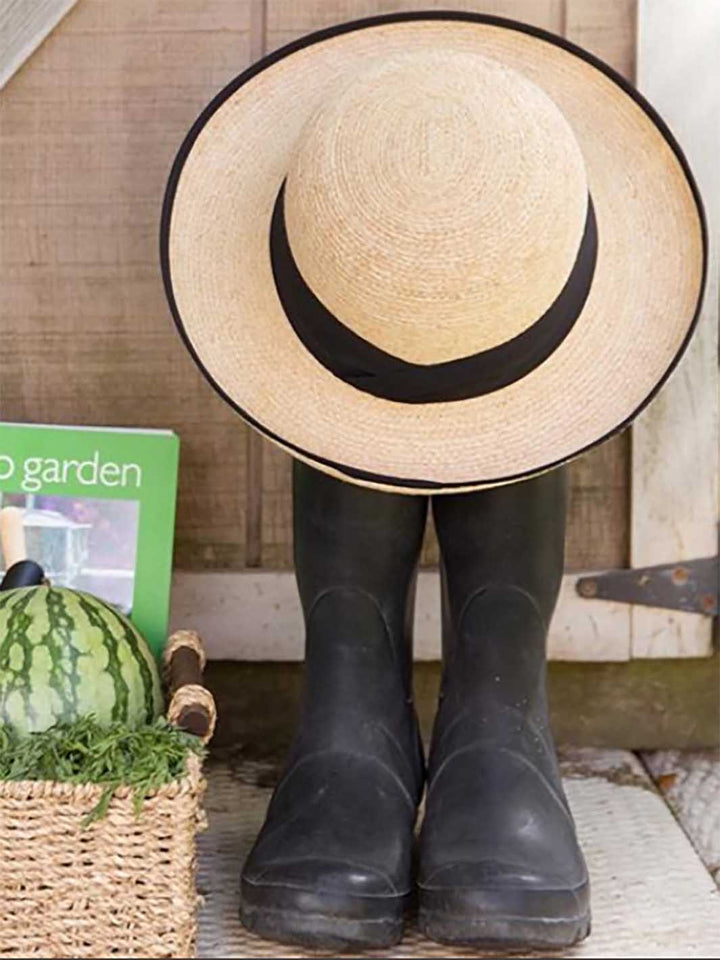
576;557;718;616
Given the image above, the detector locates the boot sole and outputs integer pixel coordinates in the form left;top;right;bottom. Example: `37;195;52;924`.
419;883;591;949
240;878;410;951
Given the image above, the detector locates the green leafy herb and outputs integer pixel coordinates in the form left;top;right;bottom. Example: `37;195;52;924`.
0;717;205;826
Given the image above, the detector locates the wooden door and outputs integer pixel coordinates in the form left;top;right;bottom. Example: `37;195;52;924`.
1;0;716;661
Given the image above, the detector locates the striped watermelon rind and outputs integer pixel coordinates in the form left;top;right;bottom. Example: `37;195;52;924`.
0;585;163;736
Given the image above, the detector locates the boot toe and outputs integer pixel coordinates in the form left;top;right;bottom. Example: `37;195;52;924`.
421;857;589;911
247;857;400;898
419;859;590;948
241;858;410;950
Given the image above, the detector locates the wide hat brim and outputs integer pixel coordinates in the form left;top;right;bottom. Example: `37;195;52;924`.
161;11;706;494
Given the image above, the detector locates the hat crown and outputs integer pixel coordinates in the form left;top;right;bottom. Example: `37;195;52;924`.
283;50;589;364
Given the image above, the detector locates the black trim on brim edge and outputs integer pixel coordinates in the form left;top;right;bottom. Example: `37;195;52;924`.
160;9;707;493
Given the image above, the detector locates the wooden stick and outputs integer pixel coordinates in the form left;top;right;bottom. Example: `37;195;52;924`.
165;636;216;741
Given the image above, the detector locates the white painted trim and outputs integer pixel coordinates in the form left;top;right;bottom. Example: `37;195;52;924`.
170;569;631;662
0;0;78;90
631;0;719;657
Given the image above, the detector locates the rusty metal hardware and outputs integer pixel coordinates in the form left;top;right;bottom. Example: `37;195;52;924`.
576;557;718;616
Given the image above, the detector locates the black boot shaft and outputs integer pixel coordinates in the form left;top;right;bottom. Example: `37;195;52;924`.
433;467;567;635
419;468;589;949
291;461;427;783
241;462;429;950
293;459;427;705
430;469;568;782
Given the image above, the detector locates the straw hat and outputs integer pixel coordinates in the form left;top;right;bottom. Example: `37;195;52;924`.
161;11;705;494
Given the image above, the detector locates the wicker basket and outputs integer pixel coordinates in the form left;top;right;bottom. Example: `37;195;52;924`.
0;630;216;959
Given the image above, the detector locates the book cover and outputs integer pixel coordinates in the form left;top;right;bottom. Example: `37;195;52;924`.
0;423;179;659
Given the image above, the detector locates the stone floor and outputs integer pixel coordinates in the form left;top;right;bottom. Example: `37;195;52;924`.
196;748;720;959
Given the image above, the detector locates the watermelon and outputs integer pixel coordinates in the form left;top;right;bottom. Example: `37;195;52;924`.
0;585;163;736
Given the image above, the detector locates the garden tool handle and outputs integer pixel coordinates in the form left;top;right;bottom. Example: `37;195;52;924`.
164;631;216;742
0;506;26;569
0;507;45;591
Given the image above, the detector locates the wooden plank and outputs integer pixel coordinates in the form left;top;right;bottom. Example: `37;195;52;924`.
172;569;630;661
561;0;636;658
206;657;720;750
0;0;79;90
631;0;718;657
550;571;630;661
246;431;264;568
564;0;636;77
266;0;564;51
643;750;720;886
565;439;629;572
0;1;258;570
260;444;293;568
563;0;635;581
244;1;267;568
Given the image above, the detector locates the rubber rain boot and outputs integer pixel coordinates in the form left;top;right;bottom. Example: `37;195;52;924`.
240;460;428;950
418;467;590;949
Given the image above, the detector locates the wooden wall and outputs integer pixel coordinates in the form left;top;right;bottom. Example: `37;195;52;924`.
0;0;635;573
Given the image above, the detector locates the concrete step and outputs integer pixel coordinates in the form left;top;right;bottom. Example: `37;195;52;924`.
196;749;720;958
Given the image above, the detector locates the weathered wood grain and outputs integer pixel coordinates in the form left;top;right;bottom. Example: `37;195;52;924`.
562;0;636;579
643;749;720;885
566;440;629;573
0;0;78;90
0;0;259;570
1;0;640;601
260;444;294;569
631;0;718;657
172;569;631;661
266;0;564;51
564;0;636;76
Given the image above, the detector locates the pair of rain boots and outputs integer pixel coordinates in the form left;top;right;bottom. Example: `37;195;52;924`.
240;460;590;951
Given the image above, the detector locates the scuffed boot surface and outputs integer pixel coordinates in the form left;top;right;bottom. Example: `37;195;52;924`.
240;462;428;950
419;470;590;949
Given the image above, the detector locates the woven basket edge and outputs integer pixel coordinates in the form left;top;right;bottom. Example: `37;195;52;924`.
0;751;204;803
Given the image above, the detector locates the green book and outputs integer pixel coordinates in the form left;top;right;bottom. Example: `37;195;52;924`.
0;423;179;660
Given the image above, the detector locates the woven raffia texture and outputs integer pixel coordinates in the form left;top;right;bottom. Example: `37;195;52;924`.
0;753;206;958
168;683;218;743
164;630;207;672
